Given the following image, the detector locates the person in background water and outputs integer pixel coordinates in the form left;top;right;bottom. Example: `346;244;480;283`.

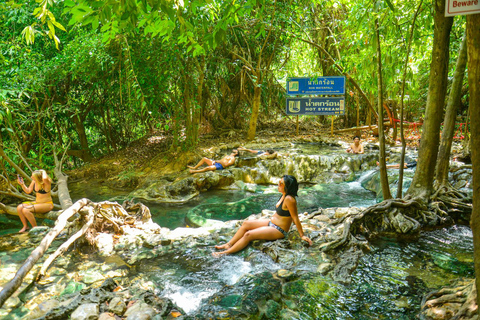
188;149;239;173
16;169;54;233
238;146;277;158
376;159;418;169
213;175;313;257
346;136;364;154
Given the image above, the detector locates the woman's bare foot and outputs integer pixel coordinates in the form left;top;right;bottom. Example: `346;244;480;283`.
215;243;231;250
212;251;228;257
18;227;29;233
187;165;195;169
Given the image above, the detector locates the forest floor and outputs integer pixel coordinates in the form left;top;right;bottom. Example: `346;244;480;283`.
65;119;376;183
63;118;456;190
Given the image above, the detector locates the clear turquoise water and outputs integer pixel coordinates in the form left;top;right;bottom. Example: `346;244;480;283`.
133;225;473;317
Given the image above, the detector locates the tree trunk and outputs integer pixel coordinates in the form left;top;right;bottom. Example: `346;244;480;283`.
466;13;480;313
194;57;205;144
54;152;73;210
0;199;91;308
398;0;423;198
435;32;468;185
0;203;59;220
0;147;30;182
407;0;453;199
375;17;392;200
72;113;93;162
247;85;262;141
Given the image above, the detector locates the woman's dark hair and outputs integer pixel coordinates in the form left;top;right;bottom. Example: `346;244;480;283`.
353;136;360;140
282;175;298;197
266;149;275;155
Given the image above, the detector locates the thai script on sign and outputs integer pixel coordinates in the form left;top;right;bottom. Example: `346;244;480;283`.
306;100;341;107
307;79;335;85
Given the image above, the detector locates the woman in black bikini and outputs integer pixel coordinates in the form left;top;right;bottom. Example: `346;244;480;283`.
213;175;312;257
16;169;54;233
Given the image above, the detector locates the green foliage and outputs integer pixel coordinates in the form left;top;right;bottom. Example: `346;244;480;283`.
0;0;466;177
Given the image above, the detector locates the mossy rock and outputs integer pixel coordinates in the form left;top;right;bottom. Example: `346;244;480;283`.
60;282;86;296
282;280;306;301
265;300;281;319
218;294;243;308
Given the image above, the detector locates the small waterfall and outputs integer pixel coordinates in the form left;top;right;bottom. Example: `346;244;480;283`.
356;169;378;184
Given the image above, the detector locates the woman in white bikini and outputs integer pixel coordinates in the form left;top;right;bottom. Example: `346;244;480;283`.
16;169;54;233
213;175;312;256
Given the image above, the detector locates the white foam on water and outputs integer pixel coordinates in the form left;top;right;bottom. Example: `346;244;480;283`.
162;282;216;314
356;169;377;184
216;255;253;285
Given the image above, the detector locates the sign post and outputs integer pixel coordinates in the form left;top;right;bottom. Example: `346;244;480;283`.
286;76;346;136
445;0;480;16
286;97;345;116
287;77;345;95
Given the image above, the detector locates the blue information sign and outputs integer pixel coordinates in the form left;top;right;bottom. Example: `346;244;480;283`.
287;76;345;95
286;97;345;115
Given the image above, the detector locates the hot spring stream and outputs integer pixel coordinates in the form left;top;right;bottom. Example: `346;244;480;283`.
0;170;473;319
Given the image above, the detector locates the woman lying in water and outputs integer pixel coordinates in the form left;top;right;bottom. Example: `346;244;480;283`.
213;175;313;257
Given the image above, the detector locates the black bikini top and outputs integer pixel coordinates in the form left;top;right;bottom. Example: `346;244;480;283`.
36;188;49;194
36;183;49;194
276;197;291;217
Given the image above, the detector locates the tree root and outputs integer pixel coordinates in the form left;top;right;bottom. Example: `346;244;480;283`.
421;279;478;320
0;198;154;308
37;205;96;279
0;198;91;308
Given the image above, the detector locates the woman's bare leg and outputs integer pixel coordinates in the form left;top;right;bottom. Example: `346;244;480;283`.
17;205;28;233
20;203;53;232
22;207;37;229
214;220;269;249
213;226;284;257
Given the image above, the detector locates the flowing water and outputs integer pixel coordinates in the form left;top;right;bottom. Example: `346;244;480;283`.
126;225;473;317
0;164;474;318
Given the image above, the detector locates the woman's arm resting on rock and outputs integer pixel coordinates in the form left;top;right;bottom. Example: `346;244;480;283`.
285;196;313;246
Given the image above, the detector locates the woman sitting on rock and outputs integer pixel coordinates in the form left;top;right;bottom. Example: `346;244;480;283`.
213;175;312;257
16;169;54;232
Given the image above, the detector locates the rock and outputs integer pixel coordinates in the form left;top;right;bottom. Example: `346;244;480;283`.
317;263;333;274
282;281;306;302
142;233;164;248
454;180;467;189
28;299;59;319
218;295;243;308
71;303;99;320
334;208;349;219
314;214;331;222
124;301;156;320
280;308;301;319
98;313;116;320
80;270;105;284
264;300;281;319
96;233;114;256
108;297;126;316
4;296;20;309
115;232;143;251
61;281;86;296
276;269;294;279
28;226;50;236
